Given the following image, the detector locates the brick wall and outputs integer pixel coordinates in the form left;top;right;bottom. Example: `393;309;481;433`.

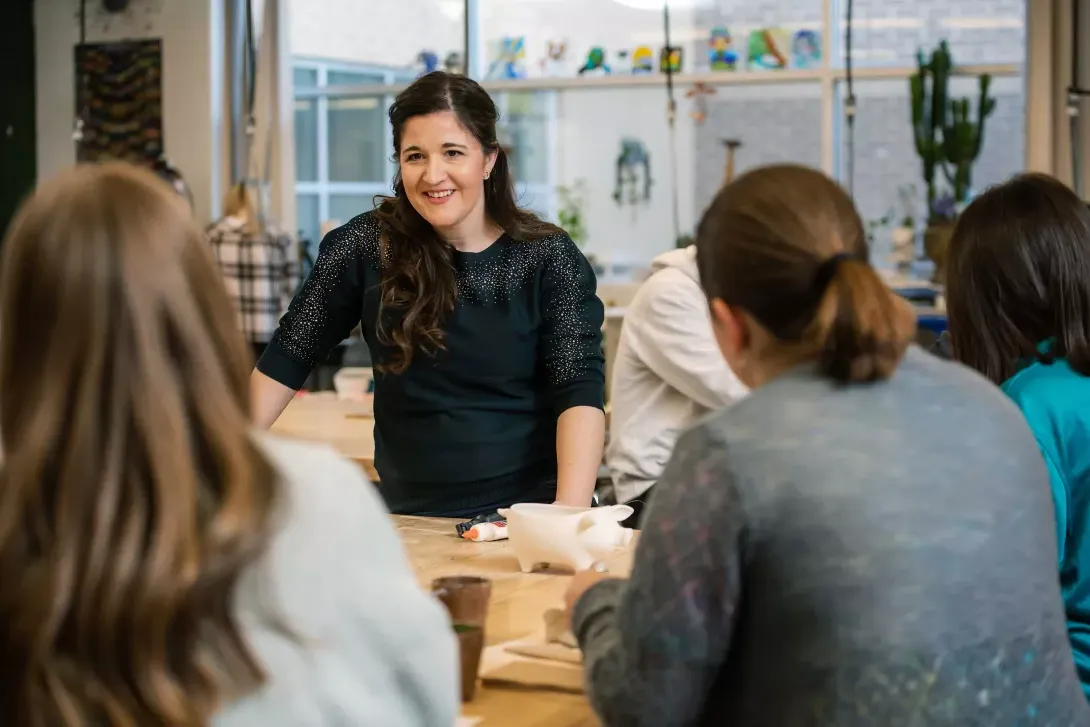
836;0;1026;66
693;82;824;222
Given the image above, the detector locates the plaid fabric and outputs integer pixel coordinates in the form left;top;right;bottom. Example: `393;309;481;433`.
207;216;296;344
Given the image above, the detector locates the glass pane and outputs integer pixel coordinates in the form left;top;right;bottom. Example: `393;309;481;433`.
293;67;318;89
327;70;386;87
514;183;554;220
694;1;825;73
694;82;823;218
499;91;552;185
554;84;819;266
290;0;464;76
294;98;318;182
296;194;320;253
555;87;672;265
833;0;1026;68
329;194;373;227
328;96;387;183
835;75;1025;264
478;0;701;79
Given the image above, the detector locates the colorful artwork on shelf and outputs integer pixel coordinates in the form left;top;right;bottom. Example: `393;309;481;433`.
708;26;739;71
659;46;683;74
632;46;654;74
444;51;464;74
614;49;633;75
791;29;822;69
747;28;790;70
416;50;440;77
542;40;567;77
578;47;610;76
685;82;717;125
486;37;527;80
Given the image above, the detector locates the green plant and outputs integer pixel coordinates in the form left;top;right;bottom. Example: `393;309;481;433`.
909;40;995;219
676;234;693;249
557;179;588;246
866;207;894;247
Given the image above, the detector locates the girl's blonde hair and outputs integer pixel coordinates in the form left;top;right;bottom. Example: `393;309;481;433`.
0;162;279;726
222;182;261;236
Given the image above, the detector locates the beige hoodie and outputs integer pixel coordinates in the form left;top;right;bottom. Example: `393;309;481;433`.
606;246;748;504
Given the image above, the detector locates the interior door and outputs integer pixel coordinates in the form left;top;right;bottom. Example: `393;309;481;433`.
0;0;36;241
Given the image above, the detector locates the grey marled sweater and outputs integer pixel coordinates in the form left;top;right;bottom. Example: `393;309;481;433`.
574;347;1089;726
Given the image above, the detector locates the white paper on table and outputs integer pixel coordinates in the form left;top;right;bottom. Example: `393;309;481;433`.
455;718;483;727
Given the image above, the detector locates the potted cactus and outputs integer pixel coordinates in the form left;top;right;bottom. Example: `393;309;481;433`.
910;40;995;282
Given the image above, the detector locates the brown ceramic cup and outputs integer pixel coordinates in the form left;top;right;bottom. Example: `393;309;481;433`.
432;576;492;702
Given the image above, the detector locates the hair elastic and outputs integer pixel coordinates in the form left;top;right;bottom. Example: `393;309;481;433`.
813;251;861;291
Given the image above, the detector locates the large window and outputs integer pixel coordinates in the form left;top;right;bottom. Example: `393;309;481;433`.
291;59;410;251
289;0;1026;268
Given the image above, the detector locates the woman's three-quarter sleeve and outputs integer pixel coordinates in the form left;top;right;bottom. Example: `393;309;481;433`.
539;235;606;414
257;223;366;390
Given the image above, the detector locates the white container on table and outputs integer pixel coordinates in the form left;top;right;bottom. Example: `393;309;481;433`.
332;367;374;409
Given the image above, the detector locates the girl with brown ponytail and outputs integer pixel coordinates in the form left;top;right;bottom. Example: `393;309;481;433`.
563;164;1087;726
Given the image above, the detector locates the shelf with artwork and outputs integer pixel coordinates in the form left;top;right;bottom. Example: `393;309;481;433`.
292;64;1021;99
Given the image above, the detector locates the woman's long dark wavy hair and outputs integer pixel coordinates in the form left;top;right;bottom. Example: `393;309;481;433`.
372;71;561;373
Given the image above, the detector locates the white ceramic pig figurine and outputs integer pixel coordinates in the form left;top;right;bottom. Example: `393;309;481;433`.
496;503;634;573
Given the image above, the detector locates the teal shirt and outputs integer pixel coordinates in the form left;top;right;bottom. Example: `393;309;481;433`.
1003;355;1090;697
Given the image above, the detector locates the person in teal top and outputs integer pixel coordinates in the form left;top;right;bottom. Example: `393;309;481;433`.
946;173;1090;698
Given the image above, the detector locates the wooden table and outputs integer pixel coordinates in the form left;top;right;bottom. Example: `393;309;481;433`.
394;516;636;727
270;392;377;480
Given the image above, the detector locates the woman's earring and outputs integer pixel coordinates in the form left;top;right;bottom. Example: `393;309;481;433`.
484;171;491;180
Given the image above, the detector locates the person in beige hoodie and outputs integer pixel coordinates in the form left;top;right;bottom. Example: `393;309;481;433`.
607;246;748;524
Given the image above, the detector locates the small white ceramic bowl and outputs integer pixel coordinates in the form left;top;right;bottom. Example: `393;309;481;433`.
332;366;374;403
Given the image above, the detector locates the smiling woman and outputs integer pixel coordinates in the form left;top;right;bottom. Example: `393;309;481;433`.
252;71;606;518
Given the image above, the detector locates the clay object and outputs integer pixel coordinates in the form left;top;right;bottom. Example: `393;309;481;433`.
506;640;582;664
544;607;578;648
433;576;492;702
578;47;610;76
496;503;634;573
722;139;742;185
632;46;654;74
454;625;485;701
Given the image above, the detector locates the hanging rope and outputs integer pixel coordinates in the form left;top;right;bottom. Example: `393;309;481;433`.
662;0;681;244
235;0;276;227
1069;0;1089;198
843;0;856;198
73;0;89;149
239;0;258;189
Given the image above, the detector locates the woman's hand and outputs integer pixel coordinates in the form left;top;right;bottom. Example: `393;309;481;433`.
563;568;614;627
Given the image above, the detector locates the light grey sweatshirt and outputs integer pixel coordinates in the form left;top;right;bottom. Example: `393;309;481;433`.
607;246;748;503
213;435;459;727
577;348;1089;726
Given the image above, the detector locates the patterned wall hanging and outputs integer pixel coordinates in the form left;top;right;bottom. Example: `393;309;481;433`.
74;39;163;164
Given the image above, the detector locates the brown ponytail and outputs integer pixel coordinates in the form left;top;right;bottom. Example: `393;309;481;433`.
810;257;917;382
696;164;916;384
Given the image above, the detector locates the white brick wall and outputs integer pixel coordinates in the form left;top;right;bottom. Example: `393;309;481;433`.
837;0;1025;66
